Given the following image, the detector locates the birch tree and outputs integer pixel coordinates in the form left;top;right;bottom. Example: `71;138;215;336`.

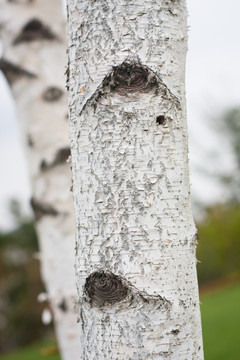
67;0;203;358
0;1;80;358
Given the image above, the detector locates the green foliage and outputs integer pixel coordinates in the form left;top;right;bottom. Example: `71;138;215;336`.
0;340;60;360
2;284;239;360
201;284;240;360
0;221;39;251
196;203;240;285
0;219;50;354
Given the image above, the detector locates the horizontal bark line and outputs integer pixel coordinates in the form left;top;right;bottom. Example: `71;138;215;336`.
30;197;59;220
0;57;37;85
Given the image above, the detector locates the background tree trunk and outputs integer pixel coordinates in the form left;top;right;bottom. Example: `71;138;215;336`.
67;0;203;358
0;1;80;359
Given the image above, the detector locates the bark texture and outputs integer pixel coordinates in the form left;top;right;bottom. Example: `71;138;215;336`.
67;0;203;358
0;1;81;359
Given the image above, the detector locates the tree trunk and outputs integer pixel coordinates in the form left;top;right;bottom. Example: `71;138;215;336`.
0;1;81;359
67;0;203;358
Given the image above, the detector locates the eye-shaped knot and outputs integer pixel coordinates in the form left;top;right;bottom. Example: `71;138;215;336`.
84;271;129;307
110;63;158;95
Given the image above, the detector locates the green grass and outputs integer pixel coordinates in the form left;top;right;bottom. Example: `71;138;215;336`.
201;283;240;360
1;284;239;360
0;339;60;360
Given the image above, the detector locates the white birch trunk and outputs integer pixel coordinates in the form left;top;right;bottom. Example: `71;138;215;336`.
67;0;203;359
0;1;81;359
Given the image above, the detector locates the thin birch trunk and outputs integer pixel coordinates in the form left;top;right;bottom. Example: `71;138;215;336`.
67;0;203;358
0;1;81;359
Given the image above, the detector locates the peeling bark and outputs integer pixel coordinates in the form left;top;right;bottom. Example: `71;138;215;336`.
0;1;80;359
67;0;203;358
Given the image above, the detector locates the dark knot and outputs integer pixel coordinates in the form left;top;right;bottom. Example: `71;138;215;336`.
110;63;158;95
84;271;129;307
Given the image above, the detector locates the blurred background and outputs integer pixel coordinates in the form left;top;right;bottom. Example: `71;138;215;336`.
0;0;240;359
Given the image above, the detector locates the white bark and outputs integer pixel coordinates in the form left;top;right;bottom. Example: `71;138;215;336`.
0;1;81;359
67;0;203;359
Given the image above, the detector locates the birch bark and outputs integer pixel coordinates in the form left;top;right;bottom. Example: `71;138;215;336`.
67;0;203;359
0;1;81;359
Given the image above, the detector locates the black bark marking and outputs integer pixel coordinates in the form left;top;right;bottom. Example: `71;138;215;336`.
40;160;47;171
108;61;158;95
0;58;36;85
65;63;70;91
156;115;166;125
42;87;63;102
159;351;173;358
58;298;67;312
171;329;180;335
13;19;57;45
40;147;71;171
30;197;58;220
27;135;34;147
84;271;129;307
190;232;199;248
53;148;71;165
79;59;181;116
195;232;199;242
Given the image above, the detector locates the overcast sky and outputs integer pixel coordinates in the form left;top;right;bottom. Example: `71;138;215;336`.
0;0;240;230
186;0;240;204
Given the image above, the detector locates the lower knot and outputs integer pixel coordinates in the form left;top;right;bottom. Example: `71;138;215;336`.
84;271;129;307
